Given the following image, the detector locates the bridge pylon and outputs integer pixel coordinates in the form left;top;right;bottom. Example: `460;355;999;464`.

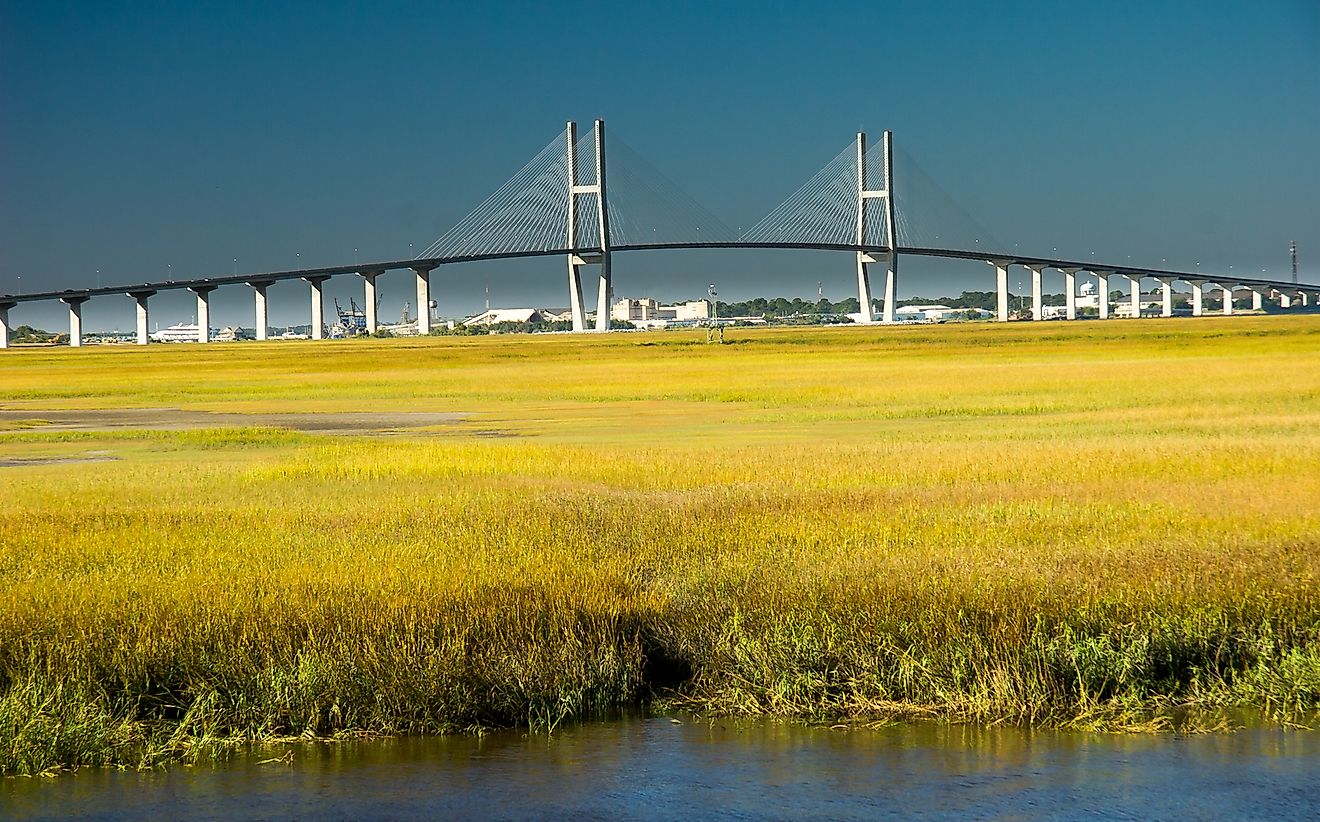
855;131;898;323
566;119;612;332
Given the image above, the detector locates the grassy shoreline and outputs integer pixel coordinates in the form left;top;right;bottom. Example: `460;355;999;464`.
3;318;1319;774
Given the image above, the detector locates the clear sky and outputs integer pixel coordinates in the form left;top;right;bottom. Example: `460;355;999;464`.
2;0;1317;329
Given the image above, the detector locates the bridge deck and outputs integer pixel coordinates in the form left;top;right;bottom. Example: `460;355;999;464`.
4;244;1317;305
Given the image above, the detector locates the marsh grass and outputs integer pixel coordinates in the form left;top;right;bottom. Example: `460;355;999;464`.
1;317;1319;774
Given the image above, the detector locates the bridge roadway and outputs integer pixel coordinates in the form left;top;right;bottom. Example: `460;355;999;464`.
2;243;1319;347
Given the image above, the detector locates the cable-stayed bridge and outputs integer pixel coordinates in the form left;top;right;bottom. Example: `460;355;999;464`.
2;119;1317;348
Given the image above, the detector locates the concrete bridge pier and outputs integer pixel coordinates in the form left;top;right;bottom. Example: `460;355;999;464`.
61;296;87;347
304;276;329;340
0;302;13;349
1302;292;1311;308
360;271;380;334
567;254;597;331
248;281;271;340
190;285;216;342
1127;275;1141;318
1221;285;1235;316
1189;280;1205;316
854;253;875;323
129;290;155;345
1027;265;1045;320
1061;268;1078;320
1095;272;1111;319
595;256;614;332
566;257;587;332
992;260;1011;322
1251;289;1263;310
1155;278;1173;317
879;131;899;325
412;266;434;335
1278;291;1292;309
881;258;897;324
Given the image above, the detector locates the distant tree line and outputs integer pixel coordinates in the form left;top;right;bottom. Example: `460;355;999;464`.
713;291;1069;318
715;297;861;317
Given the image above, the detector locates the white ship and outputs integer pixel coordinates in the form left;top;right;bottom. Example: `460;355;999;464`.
149;322;207;343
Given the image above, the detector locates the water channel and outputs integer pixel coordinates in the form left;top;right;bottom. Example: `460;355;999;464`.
6;718;1317;820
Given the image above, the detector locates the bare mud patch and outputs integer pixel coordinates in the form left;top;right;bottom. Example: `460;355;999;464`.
0;454;120;468
0;409;467;435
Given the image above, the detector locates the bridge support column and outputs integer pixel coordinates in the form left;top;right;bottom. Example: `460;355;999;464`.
855;254;875;324
1251;289;1263;311
593;120;613;333
881;260;897;323
1189;280;1204;316
1062;268;1078;320
1096;272;1110;320
0;302;13;349
595;258;613;332
880;130;899;324
992;261;1010;322
1302;292;1311;308
565;122;587;332
304;276;328;340
1029;266;1044;321
62;296;87;347
413;266;434;335
190;286;215;342
249;281;270;340
360;271;379;334
1279;291;1292;309
129;290;155;345
1158;278;1173;317
1128;275;1141;318
566;264;587;331
1221;285;1234;316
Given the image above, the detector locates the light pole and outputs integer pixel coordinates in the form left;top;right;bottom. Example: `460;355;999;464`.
707;284;722;343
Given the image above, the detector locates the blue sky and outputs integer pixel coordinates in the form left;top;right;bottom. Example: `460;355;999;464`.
2;0;1317;328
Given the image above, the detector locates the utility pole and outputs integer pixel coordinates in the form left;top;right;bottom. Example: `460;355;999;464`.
707;284;723;343
1292;240;1298;284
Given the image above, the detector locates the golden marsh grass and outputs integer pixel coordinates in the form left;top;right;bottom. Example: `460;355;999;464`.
1;317;1318;774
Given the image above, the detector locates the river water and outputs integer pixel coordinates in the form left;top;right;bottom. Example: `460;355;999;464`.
5;718;1317;820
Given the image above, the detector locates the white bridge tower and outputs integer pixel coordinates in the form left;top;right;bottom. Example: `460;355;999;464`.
566;119;612;332
854;130;899;323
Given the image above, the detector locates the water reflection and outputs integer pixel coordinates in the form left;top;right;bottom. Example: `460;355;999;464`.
5;719;1318;820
